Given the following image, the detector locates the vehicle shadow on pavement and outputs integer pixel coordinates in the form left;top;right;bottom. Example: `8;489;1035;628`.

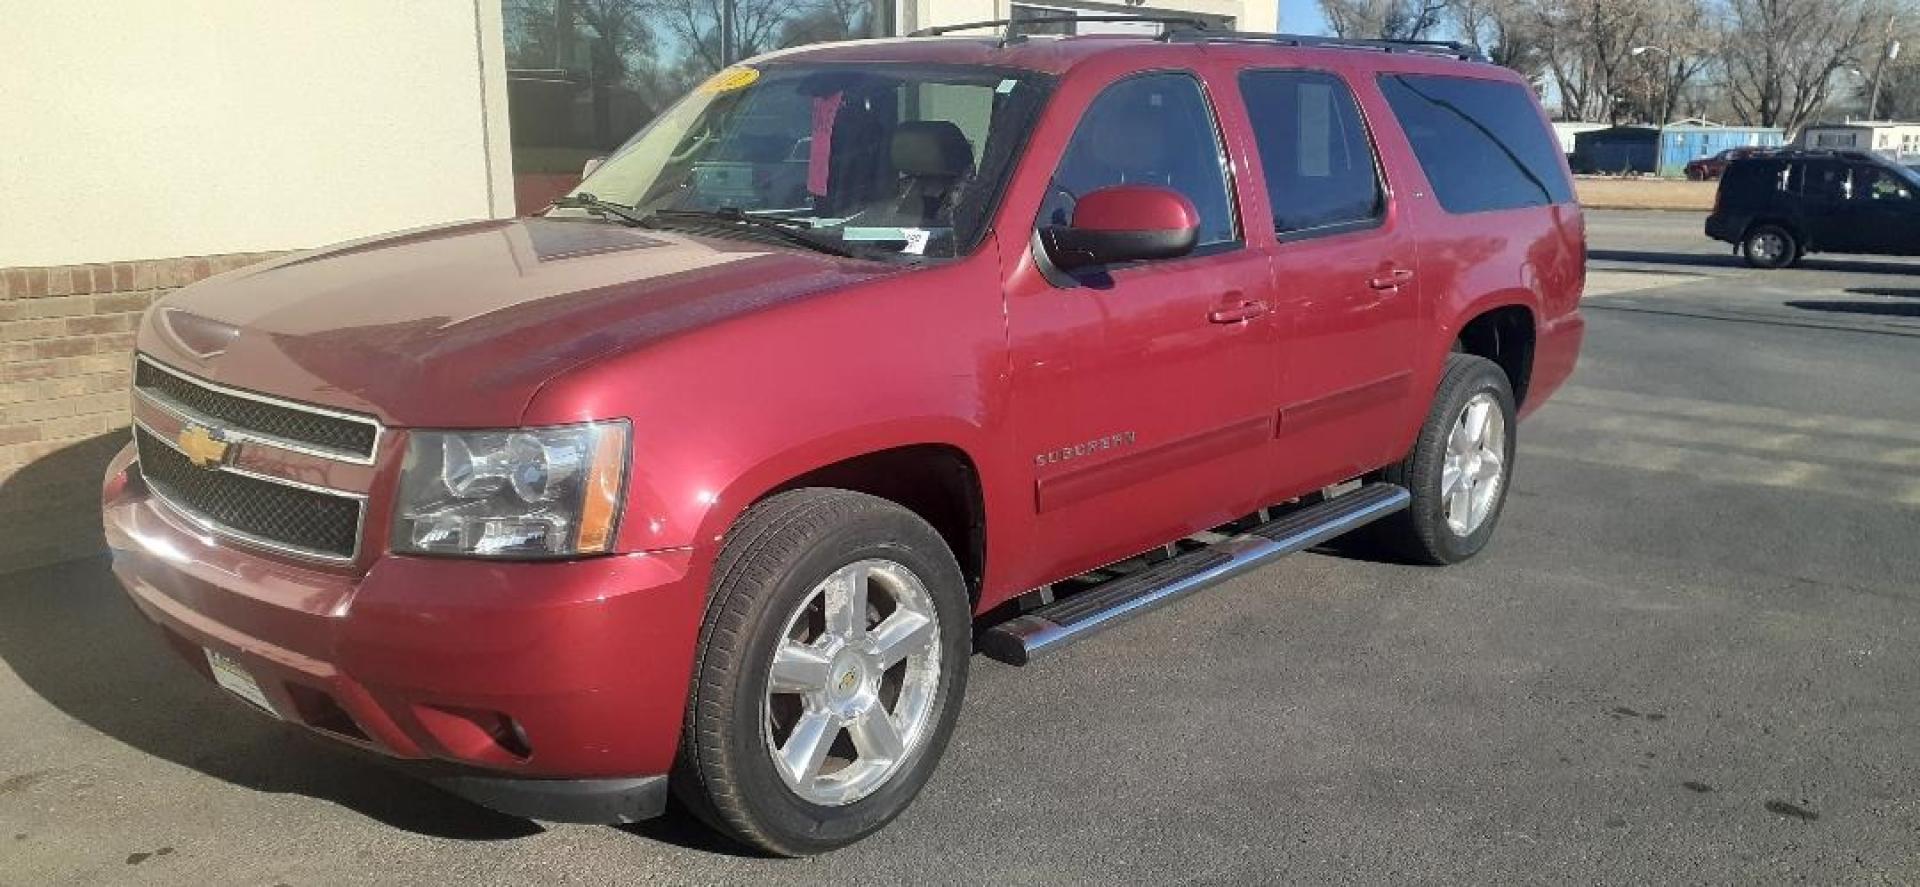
0;438;541;842
1847;286;1920;299
615;800;758;855
1587;248;1746;270
1785;300;1920;318
1589;248;1920;276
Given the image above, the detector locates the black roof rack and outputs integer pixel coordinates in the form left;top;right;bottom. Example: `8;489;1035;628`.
1160;29;1486;62
908;15;1209;39
1759;147;1888;164
904;16;1488;62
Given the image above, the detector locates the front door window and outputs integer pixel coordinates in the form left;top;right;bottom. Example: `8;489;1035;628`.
1037;72;1239;249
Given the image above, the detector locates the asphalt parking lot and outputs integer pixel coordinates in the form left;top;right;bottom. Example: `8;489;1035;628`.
3;209;1918;885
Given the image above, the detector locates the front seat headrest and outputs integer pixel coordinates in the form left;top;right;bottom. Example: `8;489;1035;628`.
891;121;973;178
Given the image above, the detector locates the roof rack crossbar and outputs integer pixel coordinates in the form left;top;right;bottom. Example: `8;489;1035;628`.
908;15;1210;39
1160;29;1486;62
1762;147;1891;163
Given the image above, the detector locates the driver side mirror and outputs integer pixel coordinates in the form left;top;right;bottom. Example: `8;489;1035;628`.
1040;185;1200;271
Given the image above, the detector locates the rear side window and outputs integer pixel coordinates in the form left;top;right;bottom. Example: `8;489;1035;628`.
1805;161;1850;201
1240;70;1384;237
1038;72;1239;247
1377;74;1573;214
1721;159;1789;197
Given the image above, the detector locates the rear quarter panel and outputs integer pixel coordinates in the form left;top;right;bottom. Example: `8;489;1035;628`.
1346;56;1585;427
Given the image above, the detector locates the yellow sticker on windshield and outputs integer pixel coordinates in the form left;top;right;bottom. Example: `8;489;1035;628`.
699;67;760;93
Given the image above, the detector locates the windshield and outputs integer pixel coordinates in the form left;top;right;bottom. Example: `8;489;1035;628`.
1891;161;1920;190
562;63;1055;260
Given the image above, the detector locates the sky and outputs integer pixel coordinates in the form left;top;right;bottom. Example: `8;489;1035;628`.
1278;0;1330;34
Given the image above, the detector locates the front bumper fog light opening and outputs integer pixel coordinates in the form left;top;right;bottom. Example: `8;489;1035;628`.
417;704;534;764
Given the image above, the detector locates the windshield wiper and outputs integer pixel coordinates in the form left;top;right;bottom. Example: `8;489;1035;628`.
550;192;650;227
646;208;869;260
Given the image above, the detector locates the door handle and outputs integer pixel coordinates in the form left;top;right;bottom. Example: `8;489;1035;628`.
1208;298;1271;324
1369;268;1415;290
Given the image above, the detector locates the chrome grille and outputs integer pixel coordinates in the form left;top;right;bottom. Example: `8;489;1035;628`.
135;357;379;460
135;427;363;561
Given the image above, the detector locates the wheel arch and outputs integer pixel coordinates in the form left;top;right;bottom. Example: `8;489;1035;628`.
1452;302;1536;408
1743;216;1806;250
691;426;993;605
764;445;988;602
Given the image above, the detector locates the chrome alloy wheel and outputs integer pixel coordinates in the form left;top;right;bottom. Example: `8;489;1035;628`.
1441;392;1507;537
1750;230;1787;264
763;559;942;806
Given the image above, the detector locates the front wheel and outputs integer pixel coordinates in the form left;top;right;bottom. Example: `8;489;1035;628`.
1369;354;1519;565
674;489;971;856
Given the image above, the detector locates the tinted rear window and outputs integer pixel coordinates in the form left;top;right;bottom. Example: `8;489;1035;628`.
1721;159;1790;200
1377;74;1572;214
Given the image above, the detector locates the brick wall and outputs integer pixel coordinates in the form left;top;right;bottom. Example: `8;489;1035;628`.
1;253;282;573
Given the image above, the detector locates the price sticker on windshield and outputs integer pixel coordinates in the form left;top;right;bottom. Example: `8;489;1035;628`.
699;66;761;94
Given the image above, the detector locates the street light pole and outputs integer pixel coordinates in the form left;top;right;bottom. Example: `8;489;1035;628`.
721;0;737;67
1866;13;1898;120
1631;46;1674;124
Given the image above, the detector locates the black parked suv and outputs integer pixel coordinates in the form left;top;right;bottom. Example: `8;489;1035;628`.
1706;148;1920;268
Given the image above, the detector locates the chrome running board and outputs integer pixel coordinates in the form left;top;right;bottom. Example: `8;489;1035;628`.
977;483;1410;666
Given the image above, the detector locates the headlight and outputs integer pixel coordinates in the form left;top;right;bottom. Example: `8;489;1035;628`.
393;420;629;558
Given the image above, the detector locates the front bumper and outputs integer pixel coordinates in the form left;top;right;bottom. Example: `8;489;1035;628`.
408;764;670;824
101;443;705;822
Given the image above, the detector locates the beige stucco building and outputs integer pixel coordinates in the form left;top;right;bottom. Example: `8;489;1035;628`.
1;2;516;270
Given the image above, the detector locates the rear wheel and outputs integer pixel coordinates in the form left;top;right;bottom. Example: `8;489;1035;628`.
674;489;970;856
1742;224;1799;269
1369;354;1518;565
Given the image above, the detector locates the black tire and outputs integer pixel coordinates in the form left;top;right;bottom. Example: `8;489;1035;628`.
674;488;971;856
1369;354;1518;565
1742;224;1798;269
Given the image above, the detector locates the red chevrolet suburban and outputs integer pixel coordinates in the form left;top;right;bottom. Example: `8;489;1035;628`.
103;21;1584;855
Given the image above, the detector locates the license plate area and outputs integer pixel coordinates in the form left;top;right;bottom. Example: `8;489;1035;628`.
204;648;278;716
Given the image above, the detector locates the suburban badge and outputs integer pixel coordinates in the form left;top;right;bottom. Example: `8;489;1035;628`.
1035;431;1138;468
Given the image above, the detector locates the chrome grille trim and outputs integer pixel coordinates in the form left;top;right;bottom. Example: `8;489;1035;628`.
134;418;366;500
133;418;367;564
134;386;376;466
134;355;383;465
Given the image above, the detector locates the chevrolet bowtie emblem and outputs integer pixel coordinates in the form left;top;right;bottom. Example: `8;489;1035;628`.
177;423;232;469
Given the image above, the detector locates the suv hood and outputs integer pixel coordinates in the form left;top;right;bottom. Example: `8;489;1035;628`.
141;217;908;426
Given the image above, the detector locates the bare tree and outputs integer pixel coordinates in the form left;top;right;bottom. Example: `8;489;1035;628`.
1319;0;1451;39
778;0;871;46
653;0;799;76
1449;0;1548;80
569;0;671;141
1864;61;1920;118
1614;0;1716;124
1532;0;1662;122
1833;10;1920;118
1719;0;1884;131
649;0;866;79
